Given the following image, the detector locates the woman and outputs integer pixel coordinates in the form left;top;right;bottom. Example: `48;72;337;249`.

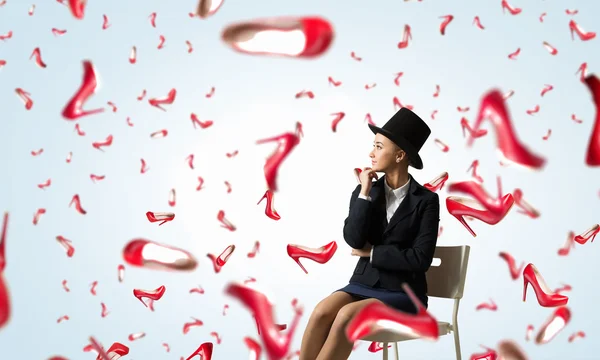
299;108;440;360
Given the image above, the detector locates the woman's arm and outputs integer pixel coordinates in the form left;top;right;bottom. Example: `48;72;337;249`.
370;193;440;272
342;184;374;249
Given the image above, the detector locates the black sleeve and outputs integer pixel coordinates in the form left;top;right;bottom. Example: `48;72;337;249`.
342;184;375;249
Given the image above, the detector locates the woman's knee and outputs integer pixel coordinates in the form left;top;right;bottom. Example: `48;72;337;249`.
329;304;355;333
311;292;353;324
331;299;381;333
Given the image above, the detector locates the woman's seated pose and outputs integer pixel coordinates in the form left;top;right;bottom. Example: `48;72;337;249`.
299;108;440;360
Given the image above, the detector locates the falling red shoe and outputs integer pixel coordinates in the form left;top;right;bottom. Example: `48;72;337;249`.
0;213;9;329
397;24;412;49
512;189;540;218
522;263;568;307
221;16;334;58
569;20;596;41
447;176;514;215
470;345;498;360
287;241;337;274
501;0;522;15
95;342;129;360
257;189;281;220
186;342;213;360
133;285;166;310
445;196;514;237
583;75;600;166
467;90;546;170
225;283;303;360
535;306;570;344
498;252;524;280
345;283;438;342
146;212;175;226
256;132;300;192
573;224;599;244
62;60;104;120
461;117;488;139
424;172;448;192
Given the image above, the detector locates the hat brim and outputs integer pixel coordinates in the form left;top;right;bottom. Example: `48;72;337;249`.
368;124;424;170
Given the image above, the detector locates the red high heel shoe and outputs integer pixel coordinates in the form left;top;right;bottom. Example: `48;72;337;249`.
96;342;129;360
445;196;513;237
522;263;568;307
345;283;439;342
512;188;540;219
0;212;7;272
255;132;300;192
460;117;488;139
146;211;175;226
535;306;571;345
466;160;484;183
501;0;522;15
0;213;9;329
397;24;412;49
574;224;599;244
257;189;281;220
185;342;213;360
583;75;599;166
569;20;596;41
467;90;546;170
286;241;337;274
225;283;302;360
448;176;514;215
424;172;448;192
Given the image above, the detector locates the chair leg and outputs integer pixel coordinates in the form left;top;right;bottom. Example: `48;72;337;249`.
382;342;389;360
453;328;462;360
393;342;399;360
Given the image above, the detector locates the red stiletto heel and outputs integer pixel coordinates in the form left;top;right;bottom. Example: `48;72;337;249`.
397;25;412;49
286;241;338;274
501;0;522;15
257;189;281;220
467;90;546;170
573;224;599;244
569;20;596;41
345;283;439;342
424;172;448;192
255;132;301;192
460;117;487;139
445;196;513;237
146;212;175;226
522;263;568;307
448;176;514;215
225;283;302;360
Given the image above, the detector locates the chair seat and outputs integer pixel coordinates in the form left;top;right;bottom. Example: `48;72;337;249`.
360;321;453;343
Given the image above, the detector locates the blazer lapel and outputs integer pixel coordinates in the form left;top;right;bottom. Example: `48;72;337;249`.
381;174;421;235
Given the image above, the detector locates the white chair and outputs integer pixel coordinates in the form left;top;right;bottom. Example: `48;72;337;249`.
360;245;471;360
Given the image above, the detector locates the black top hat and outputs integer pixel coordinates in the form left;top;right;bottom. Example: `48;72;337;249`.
368;108;431;169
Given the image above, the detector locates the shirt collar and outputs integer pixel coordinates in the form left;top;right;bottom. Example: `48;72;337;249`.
384;176;411;201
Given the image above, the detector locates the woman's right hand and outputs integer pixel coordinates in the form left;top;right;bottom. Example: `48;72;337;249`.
359;167;378;194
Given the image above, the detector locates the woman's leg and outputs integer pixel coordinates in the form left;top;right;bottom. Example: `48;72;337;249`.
316;298;385;360
299;291;357;360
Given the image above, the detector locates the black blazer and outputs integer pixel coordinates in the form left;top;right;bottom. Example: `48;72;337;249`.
343;173;440;296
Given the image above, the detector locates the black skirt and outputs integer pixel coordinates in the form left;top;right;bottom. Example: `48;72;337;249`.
334;281;428;314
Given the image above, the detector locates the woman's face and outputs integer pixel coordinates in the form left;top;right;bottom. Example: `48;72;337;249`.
369;134;405;172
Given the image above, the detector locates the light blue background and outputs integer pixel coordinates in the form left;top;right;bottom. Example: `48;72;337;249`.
1;0;599;359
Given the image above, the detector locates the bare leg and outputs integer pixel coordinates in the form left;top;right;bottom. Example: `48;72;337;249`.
316;298;384;360
299;291;357;360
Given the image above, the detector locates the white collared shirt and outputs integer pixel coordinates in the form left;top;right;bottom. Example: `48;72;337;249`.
357;176;411;262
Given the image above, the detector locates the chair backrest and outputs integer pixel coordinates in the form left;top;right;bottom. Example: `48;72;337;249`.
425;245;470;299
